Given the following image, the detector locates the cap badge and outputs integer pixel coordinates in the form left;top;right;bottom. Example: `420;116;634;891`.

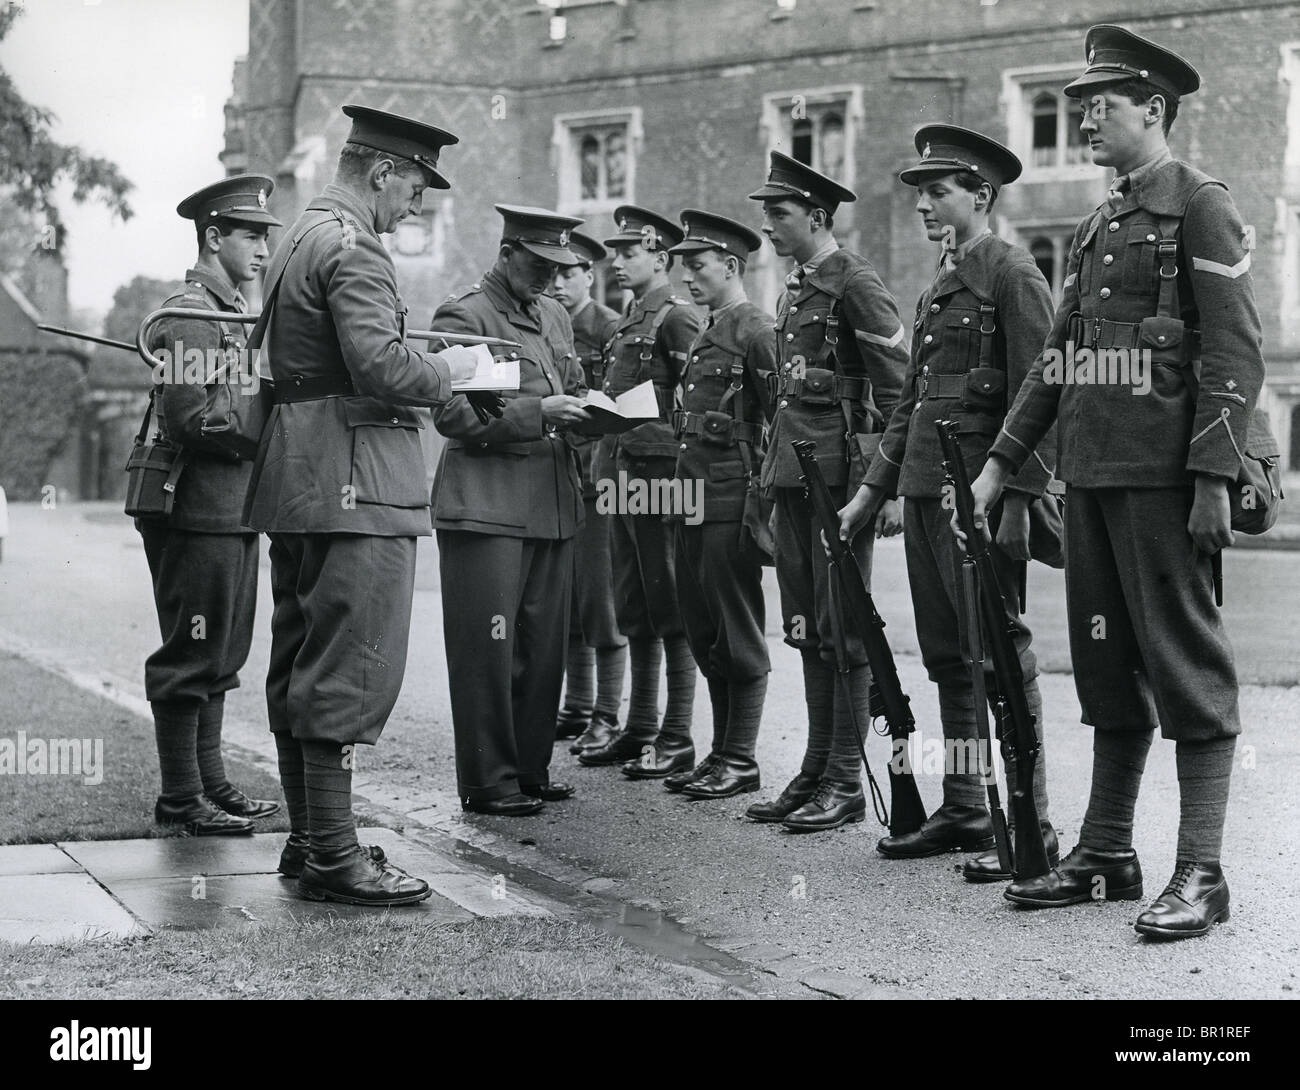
618;218;628;231
558;229;570;246
1088;48;1096;64
921;143;932;160
257;189;267;209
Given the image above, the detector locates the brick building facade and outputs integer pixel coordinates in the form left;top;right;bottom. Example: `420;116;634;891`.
224;0;1300;467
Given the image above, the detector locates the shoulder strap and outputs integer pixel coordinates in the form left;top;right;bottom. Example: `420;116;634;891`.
1155;214;1183;320
245;209;344;351
977;301;997;370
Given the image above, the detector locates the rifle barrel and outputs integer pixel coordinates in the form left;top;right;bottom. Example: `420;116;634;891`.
37;325;136;354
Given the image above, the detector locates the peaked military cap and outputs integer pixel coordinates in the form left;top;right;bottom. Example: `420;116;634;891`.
176;174;282;228
748;151;856;214
495;204;583;266
567;230;607;267
1063;24;1201;101
604;205;684;251
342;104;459;189
669;208;763;258
899;125;1023;191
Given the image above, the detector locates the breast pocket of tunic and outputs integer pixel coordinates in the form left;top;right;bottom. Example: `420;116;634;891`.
1121;226;1160;296
343;398;428;508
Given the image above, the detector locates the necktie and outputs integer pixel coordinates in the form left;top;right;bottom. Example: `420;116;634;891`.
785;265;805;291
1107;176;1128;213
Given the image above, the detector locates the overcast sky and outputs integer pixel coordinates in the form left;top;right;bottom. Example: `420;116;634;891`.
1;0;250;315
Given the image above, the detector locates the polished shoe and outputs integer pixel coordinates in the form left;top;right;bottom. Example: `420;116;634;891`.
1004;845;1143;907
461;793;545;816
664;753;721;793
296;844;431;906
745;770;821;823
521;781;576;801
877;804;994;858
621;736;694;779
154;794;254;837
681;755;761;800
570;712;620;755
206;783;281;821
278;832;388;879
576;730;648;766
963;825;1060;883
781;780;866;832
554;708;589;741
1134;861;1230;940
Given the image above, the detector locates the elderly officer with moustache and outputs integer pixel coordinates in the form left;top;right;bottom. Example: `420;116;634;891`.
744;154;909;832
578;207;703;779
661;210;776;800
431;205;591;816
549;232;628;756
839;127;1059;877
969;27;1264;939
244;106;480;905
141;175;283;837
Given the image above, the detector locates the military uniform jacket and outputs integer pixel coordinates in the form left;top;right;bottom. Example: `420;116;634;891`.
600;282;702;462
992;160;1264;488
243;184;455;536
147;268;254;533
674;300;777;522
430;269;586;540
865;235;1056;500
566;296;620;499
760;246;909;489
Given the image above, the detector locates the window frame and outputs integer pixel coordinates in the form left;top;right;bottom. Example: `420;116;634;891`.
1002;64;1103;183
552;108;643;217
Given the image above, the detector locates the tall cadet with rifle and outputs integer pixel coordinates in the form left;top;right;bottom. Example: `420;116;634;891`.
969;27;1264;938
839;127;1060;877
745;154;908;832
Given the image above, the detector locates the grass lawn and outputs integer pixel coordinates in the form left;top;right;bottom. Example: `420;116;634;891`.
0;915;738;1000
0;652;293;844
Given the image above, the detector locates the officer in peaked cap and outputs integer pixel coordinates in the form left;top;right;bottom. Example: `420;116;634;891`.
551;230;629;756
662;209;777;800
431;203;592;816
140;174;283;839
971;26;1264;939
576;205;703;779
244;105;483;906
743;150;909;833
840;124;1061;875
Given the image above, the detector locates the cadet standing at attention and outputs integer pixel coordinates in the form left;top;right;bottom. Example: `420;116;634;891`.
549;231;628;758
663;210;776;800
432;205;591;816
578;207;703;779
745;153;909;833
244;106;480;905
969;27;1264;938
140;175;283;837
839;127;1060;879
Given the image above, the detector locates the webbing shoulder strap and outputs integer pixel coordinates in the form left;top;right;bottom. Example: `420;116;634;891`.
1155;214;1182;320
245;208;344;352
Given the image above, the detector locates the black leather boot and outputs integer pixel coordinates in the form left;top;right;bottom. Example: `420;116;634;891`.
1004;845;1144;907
577;729;648;766
682;755;761;800
278;832;389;879
1134;861;1230;939
745;771;820;823
296;844;431;906
520;781;576;801
207;783;281;821
570;712;620;755
154;794;254;837
462;793;545;816
781;780;866;832
554;708;589;741
963;824;1061;883
621;736;694;779
877;804;994;858
664;753;720;793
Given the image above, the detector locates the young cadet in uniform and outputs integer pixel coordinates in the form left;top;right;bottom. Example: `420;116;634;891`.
745;153;908;832
141;176;283;837
969;27;1264;938
549;232;628;756
663;210;776;799
432;205;591;816
244;106;481;905
578;207;703;779
839;127;1059;876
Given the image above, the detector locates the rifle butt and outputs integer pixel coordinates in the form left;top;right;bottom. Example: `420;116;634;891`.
1010;784;1052;880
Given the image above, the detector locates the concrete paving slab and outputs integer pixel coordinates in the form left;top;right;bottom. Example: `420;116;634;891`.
425;871;554;918
0;873;144;944
0;843;82;877
108;872;474;931
60;832;286;882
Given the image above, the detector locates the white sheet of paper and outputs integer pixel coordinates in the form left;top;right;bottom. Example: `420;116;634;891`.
612;379;658;419
450;344;521;391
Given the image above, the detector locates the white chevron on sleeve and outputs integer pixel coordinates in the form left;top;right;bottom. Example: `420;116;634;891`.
1192;253;1251;279
857;324;905;349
